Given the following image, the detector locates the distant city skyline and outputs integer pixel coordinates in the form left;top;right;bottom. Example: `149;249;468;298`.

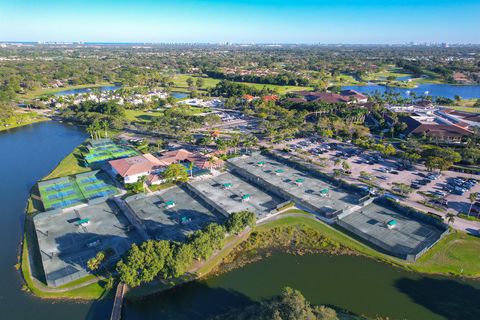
1;0;479;44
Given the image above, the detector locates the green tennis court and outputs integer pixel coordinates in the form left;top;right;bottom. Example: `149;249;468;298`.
38;171;119;211
83;140;139;166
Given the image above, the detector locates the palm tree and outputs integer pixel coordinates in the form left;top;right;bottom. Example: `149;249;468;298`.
468;192;478;216
86;125;95;139
188;161;194;178
230;133;241;155
101;120;109;138
138;175;148;193
445;211;456;225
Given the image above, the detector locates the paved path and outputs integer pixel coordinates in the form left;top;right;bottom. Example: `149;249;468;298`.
110;283;126;320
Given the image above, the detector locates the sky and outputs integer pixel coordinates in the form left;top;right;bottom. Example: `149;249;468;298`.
1;0;479;44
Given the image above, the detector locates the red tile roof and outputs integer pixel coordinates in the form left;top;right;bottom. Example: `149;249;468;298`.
109;154;165;177
157;149;194;164
262;95;278;102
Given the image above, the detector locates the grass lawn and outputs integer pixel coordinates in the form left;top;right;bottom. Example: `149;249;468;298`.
125;109;164;122
125;106;210;123
330;74;365;86
19;82;114;100
0;112;48;132
172;74;220;90
447;105;480;113
43;143;90;180
414;231;480;277
172;74;312;94
363;67;412;81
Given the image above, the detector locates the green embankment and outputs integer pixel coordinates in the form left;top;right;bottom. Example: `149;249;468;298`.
43;143;90;180
250;213;480;278
0;112;48;132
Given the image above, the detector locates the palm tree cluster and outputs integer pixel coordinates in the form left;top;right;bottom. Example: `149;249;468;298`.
86;119;110;140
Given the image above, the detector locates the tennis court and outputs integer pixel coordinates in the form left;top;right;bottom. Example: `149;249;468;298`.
228;153;363;218
337;200;447;260
33;200;142;287
83;140;139;167
126;186;224;241
188;172;285;219
38;171;119;211
75;171;119;200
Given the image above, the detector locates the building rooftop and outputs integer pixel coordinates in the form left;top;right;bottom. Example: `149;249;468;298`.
109;153;165;177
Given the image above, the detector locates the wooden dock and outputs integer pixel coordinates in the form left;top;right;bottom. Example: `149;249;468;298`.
110;283;126;320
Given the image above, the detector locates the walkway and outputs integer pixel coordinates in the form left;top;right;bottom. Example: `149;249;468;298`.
110;283;127;320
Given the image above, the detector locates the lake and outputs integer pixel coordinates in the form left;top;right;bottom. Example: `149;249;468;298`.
124;253;480;320
0;122;111;319
1;122;479;320
54;85;121;96
342;83;480;99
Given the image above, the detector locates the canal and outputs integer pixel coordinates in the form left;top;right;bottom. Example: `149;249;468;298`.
0;121;479;320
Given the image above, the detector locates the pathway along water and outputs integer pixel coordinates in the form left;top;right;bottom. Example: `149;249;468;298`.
1;122;480;320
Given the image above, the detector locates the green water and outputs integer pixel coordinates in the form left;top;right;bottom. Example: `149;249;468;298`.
124;253;480;320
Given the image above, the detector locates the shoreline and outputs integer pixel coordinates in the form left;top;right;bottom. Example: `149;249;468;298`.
0;117;49;133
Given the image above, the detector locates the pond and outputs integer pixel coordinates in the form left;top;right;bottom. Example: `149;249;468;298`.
171;91;189;99
342;83;480;99
54;85;121;96
124;253;480;320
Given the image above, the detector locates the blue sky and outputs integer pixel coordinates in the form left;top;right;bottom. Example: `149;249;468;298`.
0;0;479;43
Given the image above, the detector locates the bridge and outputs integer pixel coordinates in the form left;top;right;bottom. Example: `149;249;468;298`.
110;283;127;320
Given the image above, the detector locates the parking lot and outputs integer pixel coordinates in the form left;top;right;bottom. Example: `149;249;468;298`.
188;172;285;219
33;200;142;287
281;137;480;219
127;186;224;241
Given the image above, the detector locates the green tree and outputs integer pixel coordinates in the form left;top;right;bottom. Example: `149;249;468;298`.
196;78;205;89
162;163;189;183
468;192;478;216
445;211;456;225
168;243;194;278
425;156;452;172
393;182;412;196
101;120;109;138
454;95;462;105
226;211;256;234
186;77;194;89
87;251;105;271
